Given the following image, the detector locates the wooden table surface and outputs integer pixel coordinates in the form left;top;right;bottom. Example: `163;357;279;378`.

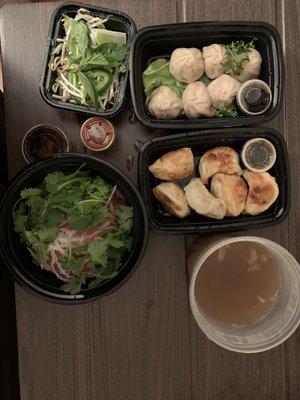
0;1;299;399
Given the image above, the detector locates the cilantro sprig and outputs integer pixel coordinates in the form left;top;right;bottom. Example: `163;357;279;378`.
13;168;133;295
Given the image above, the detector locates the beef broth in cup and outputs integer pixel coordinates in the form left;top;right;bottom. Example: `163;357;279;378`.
188;236;300;353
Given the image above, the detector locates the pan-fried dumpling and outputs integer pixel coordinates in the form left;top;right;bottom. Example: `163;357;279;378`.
199;146;242;184
207;74;241;109
232;49;262;83
184;178;227;219
182;82;215;118
243;170;279;215
169;48;205;83
153;182;190;218
149;147;194;181
202;44;227;79
210;173;248;217
148;85;182;119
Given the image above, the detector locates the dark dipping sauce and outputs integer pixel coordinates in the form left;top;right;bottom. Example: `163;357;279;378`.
246;142;273;168
23;125;69;163
242;138;276;172
243;86;270;113
238;79;272;115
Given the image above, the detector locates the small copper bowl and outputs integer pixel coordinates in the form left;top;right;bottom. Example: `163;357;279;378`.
22;124;69;163
80;117;116;152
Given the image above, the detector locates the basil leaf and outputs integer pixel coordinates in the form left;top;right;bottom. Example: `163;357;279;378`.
98;43;127;67
80;49;109;71
63;15;89;62
78;72;97;107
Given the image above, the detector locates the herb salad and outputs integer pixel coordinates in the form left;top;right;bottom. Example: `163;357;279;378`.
49;8;128;111
13;168;134;294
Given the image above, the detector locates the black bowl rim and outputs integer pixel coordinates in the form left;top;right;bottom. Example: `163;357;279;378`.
39;2;137;118
129;20;284;129
0;153;149;304
138;127;291;234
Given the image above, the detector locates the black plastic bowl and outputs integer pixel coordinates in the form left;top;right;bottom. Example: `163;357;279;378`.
130;21;283;130
40;2;137;118
0;154;148;303
138;127;290;234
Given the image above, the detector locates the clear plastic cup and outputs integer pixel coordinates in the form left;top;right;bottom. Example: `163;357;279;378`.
188;236;300;353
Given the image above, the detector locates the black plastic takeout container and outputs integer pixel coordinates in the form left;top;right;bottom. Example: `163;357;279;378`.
40;2;137;118
0;154;148;304
130;21;284;130
138;128;290;234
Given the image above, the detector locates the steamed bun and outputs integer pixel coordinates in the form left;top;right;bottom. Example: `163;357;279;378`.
202;44;227;79
169;48;205;83
148;85;182;119
232;49;262;83
207;74;241;109
182;81;215;118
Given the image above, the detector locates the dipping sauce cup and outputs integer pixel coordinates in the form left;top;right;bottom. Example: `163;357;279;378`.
22;124;69;163
80;117;116;152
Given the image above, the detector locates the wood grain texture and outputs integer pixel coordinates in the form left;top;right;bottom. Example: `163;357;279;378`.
185;1;298;400
0;1;299;399
0;2;189;400
280;1;300;399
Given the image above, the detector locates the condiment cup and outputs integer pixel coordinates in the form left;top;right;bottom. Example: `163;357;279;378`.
241;138;277;172
236;79;272;116
22;124;69;163
80;117;116;152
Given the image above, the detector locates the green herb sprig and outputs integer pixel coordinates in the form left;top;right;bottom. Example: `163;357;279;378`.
215;105;238;118
224;39;256;75
13;169;133;295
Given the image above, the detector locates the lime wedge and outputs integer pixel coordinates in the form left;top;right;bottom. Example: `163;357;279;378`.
90;28;127;47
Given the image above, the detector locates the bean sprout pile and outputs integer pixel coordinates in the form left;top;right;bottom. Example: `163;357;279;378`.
48;8;127;110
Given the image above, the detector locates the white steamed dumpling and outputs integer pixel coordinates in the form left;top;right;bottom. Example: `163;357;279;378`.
207;74;241;109
169;48;205;83
202;44;227;79
182;81;215;118
148;85;182;119
232;48;262;83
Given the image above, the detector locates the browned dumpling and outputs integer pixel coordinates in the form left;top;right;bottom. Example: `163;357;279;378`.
211;173;248;217
243;170;279;215
153;182;190;218
149;147;194;181
184;178;227;220
199;146;242;184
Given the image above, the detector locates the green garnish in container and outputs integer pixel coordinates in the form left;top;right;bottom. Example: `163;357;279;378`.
49;8;128;111
224;39;256;75
13;168;134;294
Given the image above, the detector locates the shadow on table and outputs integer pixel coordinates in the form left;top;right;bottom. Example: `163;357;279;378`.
0;88;20;399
